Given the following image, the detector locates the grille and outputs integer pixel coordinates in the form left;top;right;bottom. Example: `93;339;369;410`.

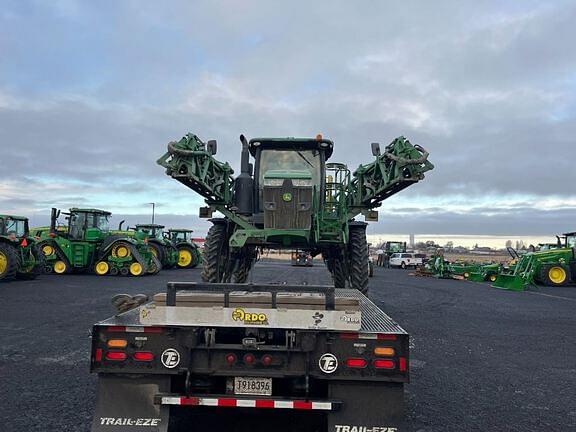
263;181;312;230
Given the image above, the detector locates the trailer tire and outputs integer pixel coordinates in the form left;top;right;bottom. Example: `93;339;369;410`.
0;243;20;282
349;224;369;294
202;222;229;282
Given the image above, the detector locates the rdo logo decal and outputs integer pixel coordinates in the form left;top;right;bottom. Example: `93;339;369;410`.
318;353;338;374
161;348;180;369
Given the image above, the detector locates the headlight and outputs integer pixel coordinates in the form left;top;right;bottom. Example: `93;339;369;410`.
263;178;284;186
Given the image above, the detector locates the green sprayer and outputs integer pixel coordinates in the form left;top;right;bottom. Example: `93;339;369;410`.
157;133;433;293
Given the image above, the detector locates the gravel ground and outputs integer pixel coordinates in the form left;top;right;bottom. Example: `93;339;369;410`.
0;260;574;431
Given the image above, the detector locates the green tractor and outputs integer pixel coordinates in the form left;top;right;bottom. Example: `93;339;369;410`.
37;208;160;277
127;224;180;269
0;215;45;281
492;232;576;291
167;228;202;269
157;133;433;293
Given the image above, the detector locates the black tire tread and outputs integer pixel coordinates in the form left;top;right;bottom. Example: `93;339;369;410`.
0;243;20;282
349;225;369;294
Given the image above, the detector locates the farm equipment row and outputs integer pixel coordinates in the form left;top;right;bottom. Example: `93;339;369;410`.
418;233;576;291
1;208;202;282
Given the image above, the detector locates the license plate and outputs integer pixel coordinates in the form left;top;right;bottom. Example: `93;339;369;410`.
234;377;272;396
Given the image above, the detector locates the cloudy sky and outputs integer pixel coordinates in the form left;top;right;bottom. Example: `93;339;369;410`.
1;0;575;246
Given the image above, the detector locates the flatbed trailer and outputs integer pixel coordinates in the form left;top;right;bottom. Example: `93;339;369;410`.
90;283;409;432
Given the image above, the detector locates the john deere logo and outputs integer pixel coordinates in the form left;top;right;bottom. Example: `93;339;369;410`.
282;192;292;202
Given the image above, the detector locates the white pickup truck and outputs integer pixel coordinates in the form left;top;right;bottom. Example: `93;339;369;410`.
389;253;424;269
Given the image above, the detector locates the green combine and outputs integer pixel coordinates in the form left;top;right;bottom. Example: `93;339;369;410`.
492;232;576;291
37;208;160;277
167;229;202;269
157;133;433;292
0;215;45;281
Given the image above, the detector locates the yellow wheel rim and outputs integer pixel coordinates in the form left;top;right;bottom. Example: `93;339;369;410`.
178;249;192;267
42;245;55;256
549;266;567;284
54;261;67;274
0;252;7;274
114;245;131;258
95;261;109;275
151;248;158;257
464;272;470;279
129;262;143;276
490;274;497;282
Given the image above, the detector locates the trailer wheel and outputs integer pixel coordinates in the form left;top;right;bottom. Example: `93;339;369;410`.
349;224;369;294
0;243;19;282
202;222;230;282
540;265;570;286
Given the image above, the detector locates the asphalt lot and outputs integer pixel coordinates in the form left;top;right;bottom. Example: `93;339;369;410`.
0;260;574;431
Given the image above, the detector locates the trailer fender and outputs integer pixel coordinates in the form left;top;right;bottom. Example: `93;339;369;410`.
327;382;404;432
92;374;171;432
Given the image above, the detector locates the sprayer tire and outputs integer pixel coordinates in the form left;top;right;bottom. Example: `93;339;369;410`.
202;223;229;283
349;224;369;294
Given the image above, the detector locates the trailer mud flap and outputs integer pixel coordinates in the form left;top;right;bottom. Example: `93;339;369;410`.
92;374;171;432
327;382;404;432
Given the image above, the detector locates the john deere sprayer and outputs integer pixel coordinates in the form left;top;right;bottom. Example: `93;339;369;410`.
167;228;202;268
492;232;576;291
0;215;45;281
37;208;160;277
157;133;433;293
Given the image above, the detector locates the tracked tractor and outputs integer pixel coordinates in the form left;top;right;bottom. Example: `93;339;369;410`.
0;215;45;282
158;133;433;293
492;232;576;290
167;228;202;269
37;208;160;277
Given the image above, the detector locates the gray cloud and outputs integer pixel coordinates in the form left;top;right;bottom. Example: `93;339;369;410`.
1;0;575;235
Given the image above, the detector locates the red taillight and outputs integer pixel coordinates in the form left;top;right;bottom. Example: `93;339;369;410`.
106;351;127;361
244;354;256;365
95;348;103;362
346;358;367;368
107;326;126;332
399;357;407;372
374;359;395;369
340;333;359;340
377;334;397;341
133;352;154;362
261;354;273;366
226;353;237;365
144;327;163;333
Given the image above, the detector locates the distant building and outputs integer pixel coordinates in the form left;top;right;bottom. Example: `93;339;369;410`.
409;234;415;249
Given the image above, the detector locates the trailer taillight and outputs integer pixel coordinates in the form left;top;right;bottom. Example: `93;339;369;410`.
107;339;128;348
244;354;256;365
133;352;154;362
106;351;127;361
261;354;273;366
399;357;407;372
346;358;368;368
226;354;237;365
95;348;103;362
374;347;395;356
373;359;395;369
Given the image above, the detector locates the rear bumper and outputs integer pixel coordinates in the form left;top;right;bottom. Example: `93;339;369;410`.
155;394;340;411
